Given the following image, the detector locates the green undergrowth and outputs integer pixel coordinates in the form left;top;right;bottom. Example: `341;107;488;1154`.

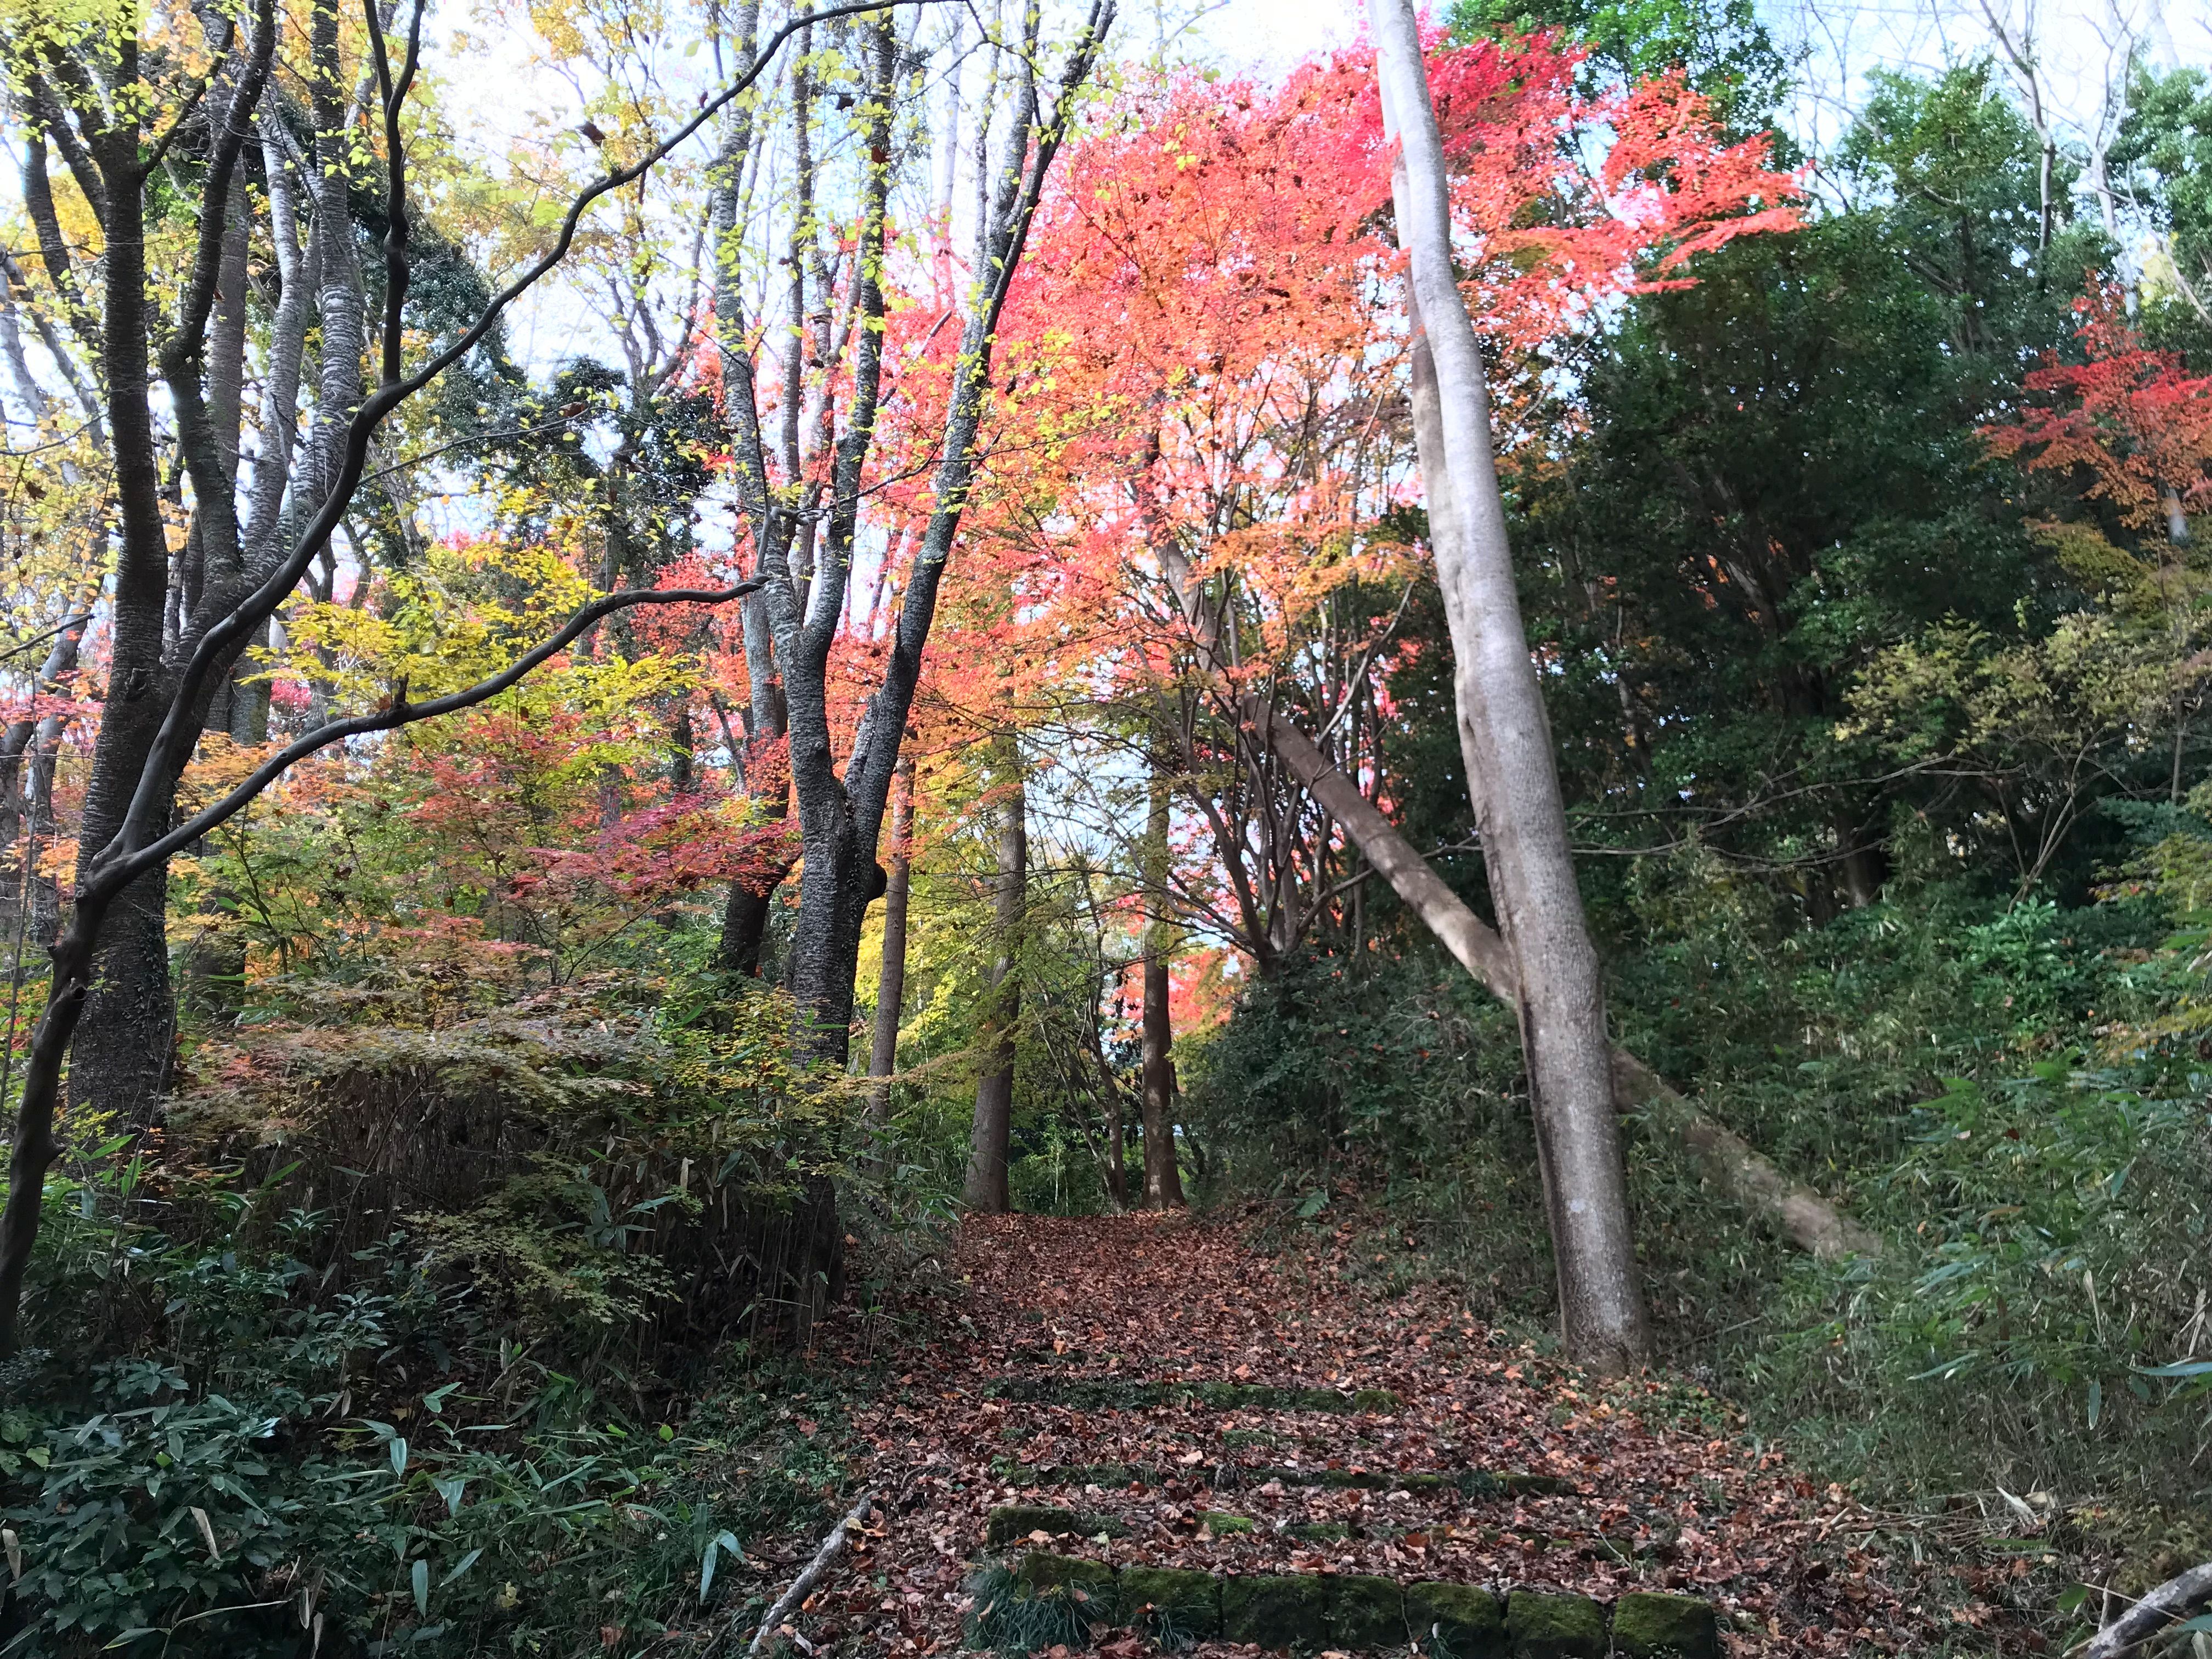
0;1172;902;1657
0;970;952;1657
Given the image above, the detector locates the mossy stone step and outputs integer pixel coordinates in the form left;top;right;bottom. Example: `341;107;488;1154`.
998;1460;1568;1497
1115;1565;1219;1636
1614;1590;1722;1658
1407;1581;1509;1655
1509;1590;1608;1658
994;1552;1718;1657
981;1377;1402;1413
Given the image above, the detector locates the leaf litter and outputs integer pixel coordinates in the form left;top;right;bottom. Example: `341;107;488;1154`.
789;1214;2015;1657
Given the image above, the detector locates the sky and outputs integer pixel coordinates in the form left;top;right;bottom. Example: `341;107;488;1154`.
1170;0;2212;154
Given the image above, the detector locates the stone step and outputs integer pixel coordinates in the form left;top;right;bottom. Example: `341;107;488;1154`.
983;1502;1666;1566
977;1550;1718;1658
992;1462;1571;1498
980;1377;1404;1413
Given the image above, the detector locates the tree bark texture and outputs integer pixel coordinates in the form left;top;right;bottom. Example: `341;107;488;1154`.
1248;698;1882;1262
65;124;182;1128
964;742;1025;1212
1373;0;1651;1370
867;756;913;1122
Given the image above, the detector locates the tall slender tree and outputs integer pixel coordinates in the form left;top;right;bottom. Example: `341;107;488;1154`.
963;734;1026;1210
710;2;1114;1066
1372;0;1650;1369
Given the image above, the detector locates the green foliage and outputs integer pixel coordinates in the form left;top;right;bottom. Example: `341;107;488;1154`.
0;1194;769;1656
1446;0;1789;128
0;958;933;1655
1186;944;1554;1319
2113;66;2212;329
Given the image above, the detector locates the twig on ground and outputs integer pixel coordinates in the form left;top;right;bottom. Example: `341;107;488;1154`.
732;1485;881;1658
2075;1561;2212;1658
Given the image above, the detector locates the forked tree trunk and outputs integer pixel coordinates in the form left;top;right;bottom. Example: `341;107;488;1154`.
1372;0;1649;1370
1139;748;1184;1207
867;756;913;1122
964;740;1025;1212
1248;699;1883;1262
748;11;1106;1082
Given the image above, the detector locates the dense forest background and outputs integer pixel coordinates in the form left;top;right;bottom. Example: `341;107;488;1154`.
3;0;2212;1650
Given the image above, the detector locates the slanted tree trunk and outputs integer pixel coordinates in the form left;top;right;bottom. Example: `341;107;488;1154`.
867;755;913;1123
1248;698;1883;1262
1139;747;1184;1208
1373;0;1649;1369
964;738;1025;1212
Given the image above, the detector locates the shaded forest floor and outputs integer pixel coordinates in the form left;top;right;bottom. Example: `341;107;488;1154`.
773;1214;2038;1657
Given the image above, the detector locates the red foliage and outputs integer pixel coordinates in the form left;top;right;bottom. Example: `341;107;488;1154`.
1985;284;2212;532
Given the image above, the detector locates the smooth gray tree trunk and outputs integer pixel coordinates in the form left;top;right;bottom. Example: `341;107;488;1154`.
1249;697;1883;1262
1372;0;1651;1370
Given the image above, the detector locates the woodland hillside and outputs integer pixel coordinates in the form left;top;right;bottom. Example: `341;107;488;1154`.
2;0;2212;1652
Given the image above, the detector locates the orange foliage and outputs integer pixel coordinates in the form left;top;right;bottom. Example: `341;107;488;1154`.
1984;284;2212;533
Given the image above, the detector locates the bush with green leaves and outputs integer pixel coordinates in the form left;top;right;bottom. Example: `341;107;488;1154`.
0;1169;803;1657
0;966;940;1656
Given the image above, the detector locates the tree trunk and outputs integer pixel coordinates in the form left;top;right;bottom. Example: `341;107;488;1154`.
964;740;1025;1212
1105;1077;1127;1210
1139;951;1182;1207
1248;698;1883;1262
720;600;792;978
734;7;1108;1075
867;756;913;1122
1373;0;1651;1370
720;877;779;977
67;120;179;1129
1835;810;1886;910
1139;748;1184;1207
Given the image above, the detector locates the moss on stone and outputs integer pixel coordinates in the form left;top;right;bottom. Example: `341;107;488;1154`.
1201;1510;1255;1535
986;1378;1383;1413
1406;1582;1508;1657
1328;1573;1406;1647
1113;1566;1220;1636
1290;1520;1351;1541
1221;1573;1330;1647
1505;1589;1606;1658
1611;1591;1719;1658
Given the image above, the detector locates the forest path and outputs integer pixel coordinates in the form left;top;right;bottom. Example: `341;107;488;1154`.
801;1214;1943;1657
